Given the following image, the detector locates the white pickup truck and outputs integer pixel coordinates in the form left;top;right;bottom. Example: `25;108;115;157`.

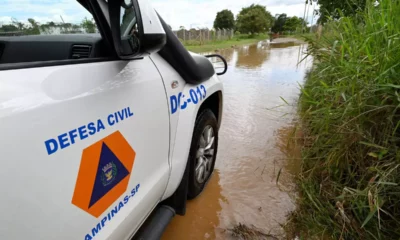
0;0;226;239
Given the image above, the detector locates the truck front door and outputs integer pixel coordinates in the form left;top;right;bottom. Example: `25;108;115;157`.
0;2;170;239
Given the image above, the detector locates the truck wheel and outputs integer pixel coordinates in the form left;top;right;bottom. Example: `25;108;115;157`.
188;109;218;199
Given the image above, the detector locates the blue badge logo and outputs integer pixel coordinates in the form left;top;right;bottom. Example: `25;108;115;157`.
88;143;130;208
101;162;117;186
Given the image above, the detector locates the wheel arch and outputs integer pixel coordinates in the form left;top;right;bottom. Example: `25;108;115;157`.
197;90;223;129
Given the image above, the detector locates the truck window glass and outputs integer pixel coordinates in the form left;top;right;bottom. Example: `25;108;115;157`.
0;1;97;36
0;1;109;67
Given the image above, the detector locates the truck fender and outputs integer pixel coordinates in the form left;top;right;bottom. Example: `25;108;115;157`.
162;76;223;202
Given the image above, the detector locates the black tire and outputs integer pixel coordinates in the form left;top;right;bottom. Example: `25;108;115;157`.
187;109;218;199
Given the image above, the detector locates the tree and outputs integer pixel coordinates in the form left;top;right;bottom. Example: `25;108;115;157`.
317;0;367;23
272;13;287;33
12;18;24;31
81;17;96;33
0;24;18;33
283;16;305;33
26;18;40;35
213;9;235;30
236;4;273;34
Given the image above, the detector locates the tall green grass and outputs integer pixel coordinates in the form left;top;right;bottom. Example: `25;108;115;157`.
291;0;400;239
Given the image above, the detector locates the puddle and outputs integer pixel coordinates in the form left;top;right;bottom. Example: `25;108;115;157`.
163;40;312;239
162;171;224;239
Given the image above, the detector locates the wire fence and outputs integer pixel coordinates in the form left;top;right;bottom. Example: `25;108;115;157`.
173;29;234;44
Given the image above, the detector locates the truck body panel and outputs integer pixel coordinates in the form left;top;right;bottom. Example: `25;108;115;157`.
0;58;170;240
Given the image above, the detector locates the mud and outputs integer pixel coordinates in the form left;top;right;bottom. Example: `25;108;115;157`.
163;40;312;239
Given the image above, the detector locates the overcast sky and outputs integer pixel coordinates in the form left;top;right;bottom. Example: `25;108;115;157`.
0;0;318;30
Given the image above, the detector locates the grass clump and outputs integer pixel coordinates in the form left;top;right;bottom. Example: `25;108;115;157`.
291;0;400;239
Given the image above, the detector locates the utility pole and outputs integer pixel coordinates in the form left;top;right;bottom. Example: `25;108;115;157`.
302;0;308;33
60;15;68;33
306;0;310;33
310;2;316;33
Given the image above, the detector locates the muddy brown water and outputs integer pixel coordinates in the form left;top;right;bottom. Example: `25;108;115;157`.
163;40;312;239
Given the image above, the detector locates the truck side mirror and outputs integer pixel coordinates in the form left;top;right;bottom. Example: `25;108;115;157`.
205;54;228;76
108;0;166;59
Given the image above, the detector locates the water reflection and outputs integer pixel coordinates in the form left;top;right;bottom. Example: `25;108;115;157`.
162;171;224;240
270;42;301;49
275;125;302;190
235;43;269;69
214;48;234;63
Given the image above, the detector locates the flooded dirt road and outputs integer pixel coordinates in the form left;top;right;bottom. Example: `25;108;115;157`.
163;40;312;239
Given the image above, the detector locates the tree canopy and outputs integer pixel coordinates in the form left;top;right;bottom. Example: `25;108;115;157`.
81;17;96;33
0;24;18;33
317;0;367;23
271;14;306;33
236;4;273;34
213;9;235;29
26;18;40;35
271;14;287;33
283;16;305;32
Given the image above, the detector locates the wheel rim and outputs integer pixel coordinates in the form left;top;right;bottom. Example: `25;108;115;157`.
195;125;215;184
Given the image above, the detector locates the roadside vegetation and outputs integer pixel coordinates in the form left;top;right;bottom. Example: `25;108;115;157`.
183;34;268;53
288;0;400;239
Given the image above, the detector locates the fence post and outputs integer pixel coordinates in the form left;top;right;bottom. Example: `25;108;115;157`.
199;29;202;45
